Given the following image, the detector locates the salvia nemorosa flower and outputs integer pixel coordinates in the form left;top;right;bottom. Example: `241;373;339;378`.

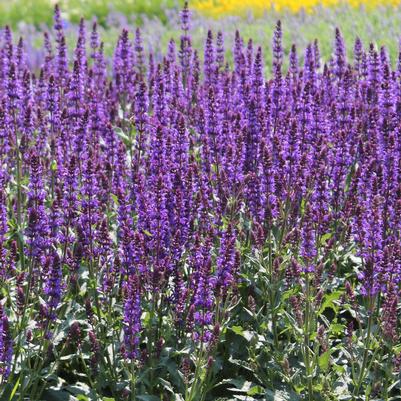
44;253;62;318
89;330;100;374
123;275;141;359
0;305;12;379
26;151;50;260
0;4;401;391
179;1;192;81
0;169;8;279
381;284;399;342
216;225;237;294
67;321;82;349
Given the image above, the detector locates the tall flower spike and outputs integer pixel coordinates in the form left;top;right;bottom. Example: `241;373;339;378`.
90;21;99;61
216;225;237;294
0;305;12;379
54;4;68;84
123;275;142;359
289;44;298;76
1;26;14;91
354;37;363;74
273;20;283;76
44;254;62;319
0;168;7;279
134;28;145;77
180;1;191;32
26;151;50;259
216;31;225;70
79;150;100;260
397;36;401;77
43;32;54;78
74;18;87;72
179;1;192;88
313;39;320;70
114;29;134;104
204;30;215;86
334;27;346;78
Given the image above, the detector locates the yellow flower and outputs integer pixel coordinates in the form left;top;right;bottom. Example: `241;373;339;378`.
193;0;401;16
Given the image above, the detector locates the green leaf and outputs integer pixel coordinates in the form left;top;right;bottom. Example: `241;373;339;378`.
159;378;174;394
0;382;16;401
247;385;265;395
114;127;130;145
10;376;20;400
230;326;254;342
318;350;330;371
110;194;119;205
330;323;345;335
344;162;358;193
228;358;255;373
231;326;244;336
265;389;301;400
388;379;400;392
42;389;78;401
226;378;253;393
136;397;161;401
59;354;77;361
319;290;343;314
332;363;346;374
66;383;97;401
320;232;332;244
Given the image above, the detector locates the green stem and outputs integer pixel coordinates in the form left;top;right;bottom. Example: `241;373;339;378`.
33;340;70;400
266;227;279;350
352;297;374;400
148;291;157;394
304;275;313;401
186;347;205;401
130;360;137;401
79;352;95;389
15;130;22;229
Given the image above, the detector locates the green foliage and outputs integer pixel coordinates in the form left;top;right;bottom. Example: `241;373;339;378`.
0;0;180;28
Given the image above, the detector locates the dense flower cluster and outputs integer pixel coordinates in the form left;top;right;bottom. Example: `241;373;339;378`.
0;3;400;400
194;0;401;16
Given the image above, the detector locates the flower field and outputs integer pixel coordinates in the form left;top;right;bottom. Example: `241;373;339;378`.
194;0;401;16
1;2;401;400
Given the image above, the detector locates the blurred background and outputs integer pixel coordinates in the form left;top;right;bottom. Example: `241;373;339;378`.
3;0;401;70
